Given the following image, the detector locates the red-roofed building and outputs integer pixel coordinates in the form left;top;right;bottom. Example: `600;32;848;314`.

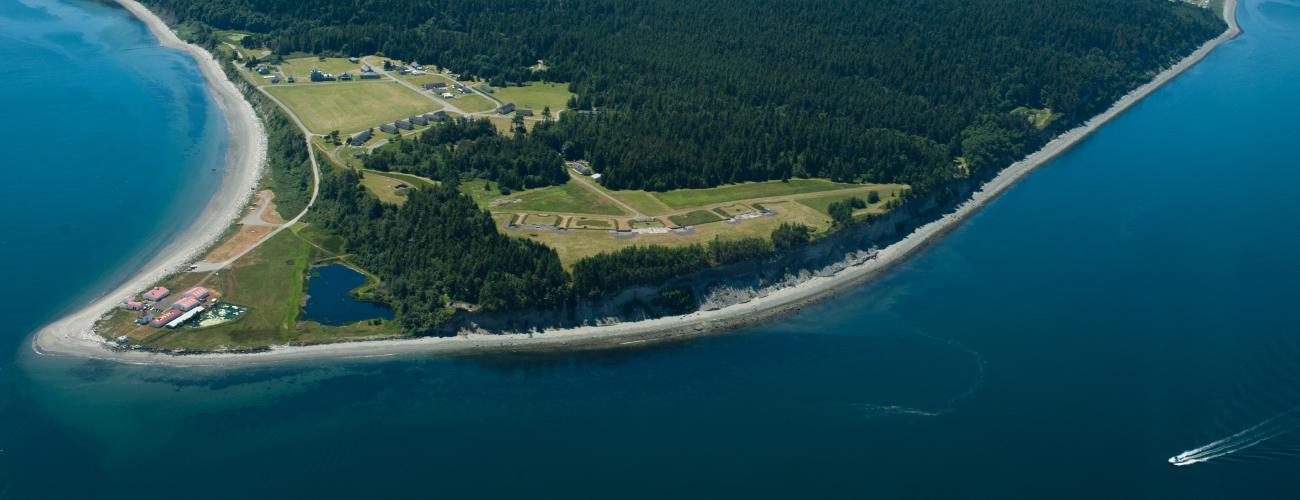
122;296;145;310
173;296;201;312
143;287;170;301
150;309;181;327
182;286;211;300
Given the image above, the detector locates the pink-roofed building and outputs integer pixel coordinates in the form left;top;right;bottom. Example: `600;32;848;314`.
172;296;202;312
150;309;181;327
122;296;145;310
182;286;211;300
142;286;170;301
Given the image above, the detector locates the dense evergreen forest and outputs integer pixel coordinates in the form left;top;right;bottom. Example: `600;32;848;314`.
364;117;568;191
149;0;1222;193
311;170;570;332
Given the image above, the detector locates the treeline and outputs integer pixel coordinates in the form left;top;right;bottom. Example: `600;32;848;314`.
364;118;567;191
310;169;569;333
145;0;1223;194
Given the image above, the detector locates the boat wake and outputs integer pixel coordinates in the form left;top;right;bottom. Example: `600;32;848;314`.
1168;406;1300;466
858;333;986;419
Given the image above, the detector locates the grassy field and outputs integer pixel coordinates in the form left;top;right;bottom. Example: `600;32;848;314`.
141;231;312;350
522;214;561;226
669;210;723;226
629;219;666;229
796;185;907;216
277;56;364;82
516;201;833;266
264;82;436;134
571;217;613;229
456;94;503;113
655;179;861;209
492;82;574;114
479;181;628;216
713;204;753;217
595;186;676;216
360;171;418;205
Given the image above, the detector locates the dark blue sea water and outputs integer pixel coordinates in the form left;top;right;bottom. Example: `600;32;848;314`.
4;0;1300;498
302;264;393;325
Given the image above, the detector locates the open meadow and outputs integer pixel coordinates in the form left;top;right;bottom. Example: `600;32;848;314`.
264;82;436;134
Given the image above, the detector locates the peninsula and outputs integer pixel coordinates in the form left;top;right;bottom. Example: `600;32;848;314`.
33;0;1238;365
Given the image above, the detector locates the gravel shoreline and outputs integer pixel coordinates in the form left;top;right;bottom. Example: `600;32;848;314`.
30;0;1239;367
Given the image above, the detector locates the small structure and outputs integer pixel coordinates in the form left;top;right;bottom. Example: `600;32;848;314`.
395;66;410;75
393;183;410;191
379;123;399;134
150;309;182;327
423;82;447;90
568;160;593;175
348;57;359;63
339;72;353;81
270;75;280;84
359;70;380;80
255;65;269;75
477;84;495;94
496;103;516;115
142;287;170;302
349;129;373;146
394;119;413;130
410;62;423;70
453;83;470;93
425;111;448;122
351;151;368;159
440;92;455;99
182;286;211;300
173;296;202;312
516;108;534;118
410;115;428;126
286;75;295;83
360;64;373;72
309;69;336;82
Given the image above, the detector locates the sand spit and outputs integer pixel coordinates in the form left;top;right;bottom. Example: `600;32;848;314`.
31;0;1239;367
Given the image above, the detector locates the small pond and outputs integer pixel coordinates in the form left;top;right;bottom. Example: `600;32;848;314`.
301;263;393;326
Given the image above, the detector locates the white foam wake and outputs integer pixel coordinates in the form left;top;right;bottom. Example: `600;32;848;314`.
1168;407;1300;466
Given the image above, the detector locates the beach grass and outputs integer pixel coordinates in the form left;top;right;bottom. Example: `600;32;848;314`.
264;82;435;134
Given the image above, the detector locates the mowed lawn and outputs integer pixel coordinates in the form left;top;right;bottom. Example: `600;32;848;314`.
265;82;435;134
360;171;418;205
654;178;862;210
492;181;629;216
278;56;364;82
492;82;573;114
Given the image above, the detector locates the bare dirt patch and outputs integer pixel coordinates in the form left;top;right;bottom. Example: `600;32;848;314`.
200;225;274;263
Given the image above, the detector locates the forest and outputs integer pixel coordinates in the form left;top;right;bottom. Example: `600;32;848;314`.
154;0;1225;326
363;117;568;191
147;0;1223;193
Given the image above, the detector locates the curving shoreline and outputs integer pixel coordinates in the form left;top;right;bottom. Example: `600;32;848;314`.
29;0;267;363
30;0;1238;367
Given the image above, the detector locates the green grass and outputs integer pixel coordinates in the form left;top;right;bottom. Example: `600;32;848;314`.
655;179;860;210
264;82;436;134
796;185;907;216
571;217;613;229
142;231;312;350
522;214;561;226
669;210;723;226
360;171;416;205
495;182;628;216
277;56;365;82
629;219;666;229
597;187;676;216
296;223;345;255
491;82;573;115
370;170;437;188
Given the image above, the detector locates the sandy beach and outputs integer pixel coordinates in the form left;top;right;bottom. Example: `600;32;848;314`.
31;0;1238;367
29;0;267;362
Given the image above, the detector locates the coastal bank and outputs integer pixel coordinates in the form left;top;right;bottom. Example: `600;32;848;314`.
31;0;1240;366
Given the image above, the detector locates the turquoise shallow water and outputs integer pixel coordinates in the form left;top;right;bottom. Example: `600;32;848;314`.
4;0;1300;498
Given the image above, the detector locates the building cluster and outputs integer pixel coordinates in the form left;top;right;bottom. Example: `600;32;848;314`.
374;111;448;137
121;285;216;329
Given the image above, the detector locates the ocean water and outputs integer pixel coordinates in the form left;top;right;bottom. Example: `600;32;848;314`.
302;264;393;325
3;0;1300;498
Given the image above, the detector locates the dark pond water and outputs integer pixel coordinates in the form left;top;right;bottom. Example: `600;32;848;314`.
301;263;393;325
